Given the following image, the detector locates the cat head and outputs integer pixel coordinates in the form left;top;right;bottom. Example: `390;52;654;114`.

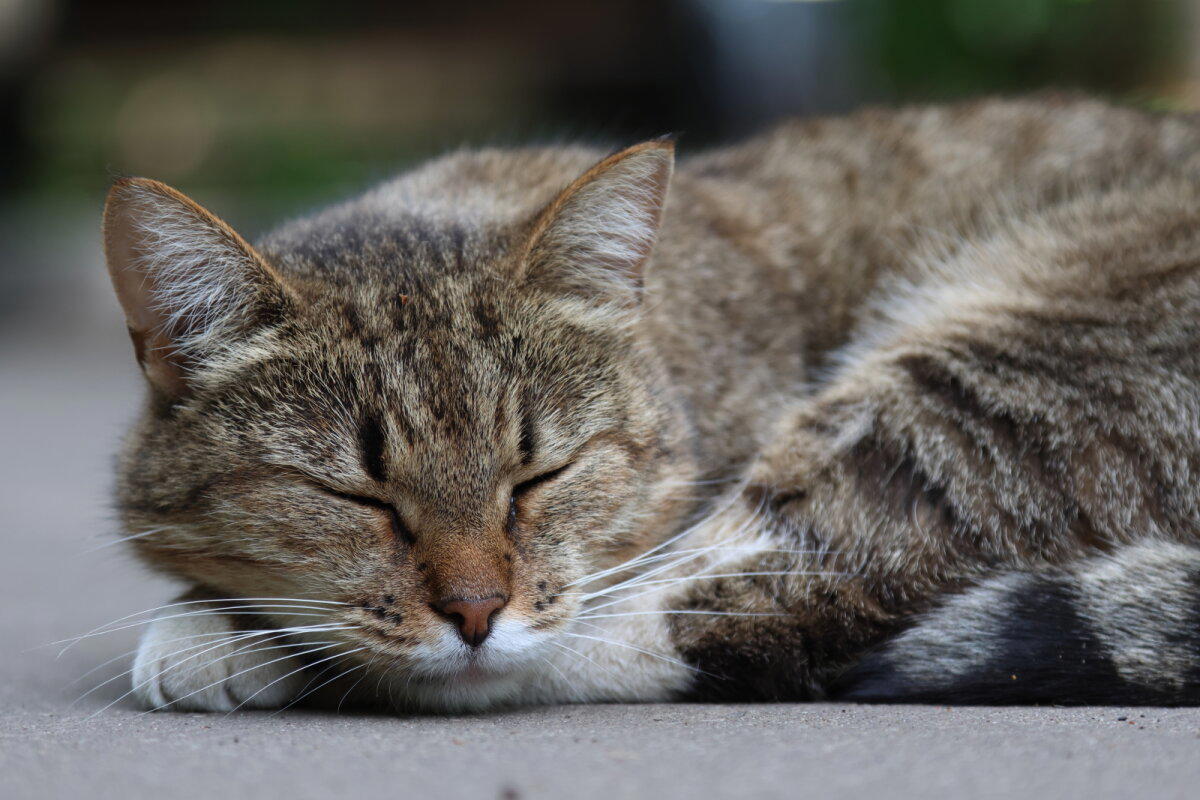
103;140;698;708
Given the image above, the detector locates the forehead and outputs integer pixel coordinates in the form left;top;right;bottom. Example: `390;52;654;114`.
211;275;624;502
226;200;631;497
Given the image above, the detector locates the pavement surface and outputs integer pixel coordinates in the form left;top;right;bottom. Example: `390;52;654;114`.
3;237;1199;800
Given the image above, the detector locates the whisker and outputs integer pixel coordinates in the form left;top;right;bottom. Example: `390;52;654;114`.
64;646;144;694
375;653;395;698
56;608;339;655
284;656;346;707
80;526;178;553
568;548;703;589
577;609;789;620
142;642;347;715
656;477;740;487
274;658;370;716
560;631;700;674
564;486;752;590
228;645;367;714
547;639;623;684
579;503;771;600
296;652;369;714
581;546;714;599
572;546;832;590
356;652;389;707
53;597;348;654
336;664;372;713
65;621;354;697
81;625;354;714
579;505;780;603
71;634;262;707
88;631;316;717
175;637;340;688
601;570;810;593
582;571;844;614
538;653;573;686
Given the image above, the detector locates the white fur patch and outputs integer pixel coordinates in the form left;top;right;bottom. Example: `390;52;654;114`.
856;572;1022;688
132;607;310;712
122;190;266;358
380;616;559;711
1075;541;1200;691
531;145;672;302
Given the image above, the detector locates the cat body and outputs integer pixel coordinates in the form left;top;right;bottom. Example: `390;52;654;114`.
105;95;1200;711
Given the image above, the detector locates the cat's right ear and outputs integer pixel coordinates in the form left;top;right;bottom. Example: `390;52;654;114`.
102;178;291;397
516;139;674;306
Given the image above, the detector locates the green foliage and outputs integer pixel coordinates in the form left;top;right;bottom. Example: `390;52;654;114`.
855;0;1185;99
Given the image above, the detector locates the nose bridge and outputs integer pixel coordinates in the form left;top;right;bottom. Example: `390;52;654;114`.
420;525;512;648
416;521;512;601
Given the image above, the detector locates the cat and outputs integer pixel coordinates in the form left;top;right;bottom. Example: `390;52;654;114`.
100;94;1200;712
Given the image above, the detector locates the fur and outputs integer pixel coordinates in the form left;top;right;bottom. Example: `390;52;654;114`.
99;95;1200;711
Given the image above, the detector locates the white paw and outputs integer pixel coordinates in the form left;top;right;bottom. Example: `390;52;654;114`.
132;607;310;712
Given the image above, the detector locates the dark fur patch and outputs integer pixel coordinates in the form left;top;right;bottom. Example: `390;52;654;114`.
358;415;389;483
840;570;1200;705
675;626;819;702
473;300;502;338
847;434;960;541
518;412;537;466
670;566;897;702
897;352;1027;460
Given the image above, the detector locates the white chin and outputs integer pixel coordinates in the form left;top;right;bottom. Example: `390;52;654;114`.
384;618;550;711
398;669;531;712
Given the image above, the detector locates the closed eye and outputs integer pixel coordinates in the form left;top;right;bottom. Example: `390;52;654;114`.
507;463;571;532
514;463;571;499
316;485;416;546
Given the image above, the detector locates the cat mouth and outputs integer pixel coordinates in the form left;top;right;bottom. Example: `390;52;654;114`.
399;619;551;683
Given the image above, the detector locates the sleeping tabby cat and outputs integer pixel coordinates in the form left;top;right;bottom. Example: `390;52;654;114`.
102;95;1200;711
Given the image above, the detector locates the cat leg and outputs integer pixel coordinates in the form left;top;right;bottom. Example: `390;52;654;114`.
132;589;311;712
661;236;1200;700
843;540;1200;704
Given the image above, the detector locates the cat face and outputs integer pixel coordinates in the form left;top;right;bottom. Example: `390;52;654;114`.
104;141;697;707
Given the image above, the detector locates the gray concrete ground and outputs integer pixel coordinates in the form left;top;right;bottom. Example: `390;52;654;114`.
3;237;1199;800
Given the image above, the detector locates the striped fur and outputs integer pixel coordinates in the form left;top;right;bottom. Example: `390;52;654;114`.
101;95;1200;711
841;543;1200;704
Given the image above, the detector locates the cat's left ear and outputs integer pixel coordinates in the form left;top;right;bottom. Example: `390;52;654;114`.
517;138;674;304
103;178;292;397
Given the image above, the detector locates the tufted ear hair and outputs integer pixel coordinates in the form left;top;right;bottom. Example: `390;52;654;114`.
517;139;674;305
102;178;292;397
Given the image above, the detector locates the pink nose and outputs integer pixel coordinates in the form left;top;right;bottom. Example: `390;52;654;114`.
434;595;507;647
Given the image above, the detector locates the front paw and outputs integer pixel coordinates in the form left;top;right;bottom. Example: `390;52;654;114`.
132;604;311;712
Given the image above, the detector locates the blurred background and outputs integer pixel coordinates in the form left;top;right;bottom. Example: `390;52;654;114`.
2;0;1199;333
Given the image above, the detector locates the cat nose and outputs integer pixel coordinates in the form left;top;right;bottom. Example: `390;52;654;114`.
434;595;507;647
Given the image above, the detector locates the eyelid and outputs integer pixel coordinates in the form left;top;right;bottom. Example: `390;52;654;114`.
314;484;416;545
513;463;571;498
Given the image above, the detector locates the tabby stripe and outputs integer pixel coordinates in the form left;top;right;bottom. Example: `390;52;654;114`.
358;414;389;484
